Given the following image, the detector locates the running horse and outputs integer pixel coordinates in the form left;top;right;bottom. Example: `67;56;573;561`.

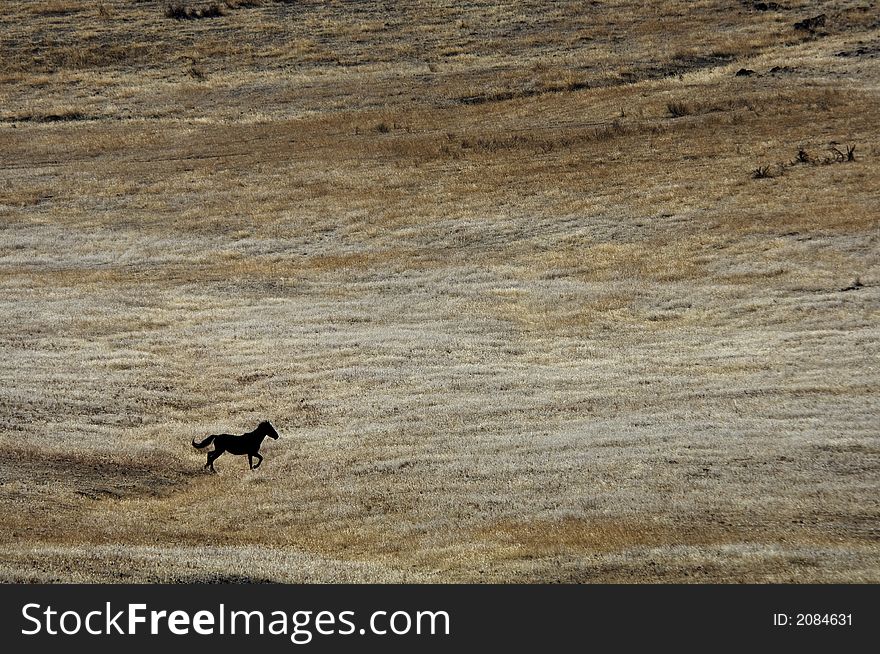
192;421;279;472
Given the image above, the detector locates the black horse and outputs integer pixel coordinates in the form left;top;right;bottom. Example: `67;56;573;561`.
192;421;279;473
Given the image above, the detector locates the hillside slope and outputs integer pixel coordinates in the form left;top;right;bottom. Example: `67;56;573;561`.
0;0;877;582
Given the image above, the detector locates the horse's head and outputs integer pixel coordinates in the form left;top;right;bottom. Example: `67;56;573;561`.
260;420;280;439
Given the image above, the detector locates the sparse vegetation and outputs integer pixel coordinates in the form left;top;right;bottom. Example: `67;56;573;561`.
0;0;877;584
832;144;857;162
755;143;860;177
189;63;207;80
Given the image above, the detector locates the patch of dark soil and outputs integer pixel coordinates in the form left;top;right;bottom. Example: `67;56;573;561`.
170;573;280;584
793;14;827;33
836;42;880;58
812;443;878;455
165;3;225;21
0;112;93;124
622;53;736;84
752;2;785;11
457;54;733;106
0;446;198;501
808;442;880;477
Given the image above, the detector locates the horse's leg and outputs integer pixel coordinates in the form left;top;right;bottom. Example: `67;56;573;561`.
252;452;263;469
248;454;254;470
207;449;222;473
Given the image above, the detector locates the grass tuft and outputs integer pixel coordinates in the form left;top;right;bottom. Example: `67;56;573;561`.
667;101;691;117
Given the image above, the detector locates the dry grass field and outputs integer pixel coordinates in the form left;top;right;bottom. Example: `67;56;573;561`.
1;0;878;582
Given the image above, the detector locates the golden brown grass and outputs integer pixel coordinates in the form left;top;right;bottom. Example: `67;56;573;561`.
0;0;878;583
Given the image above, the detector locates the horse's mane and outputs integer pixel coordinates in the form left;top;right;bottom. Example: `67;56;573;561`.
258;420;277;434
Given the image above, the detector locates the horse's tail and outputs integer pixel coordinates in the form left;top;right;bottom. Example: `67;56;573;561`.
192;435;215;449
